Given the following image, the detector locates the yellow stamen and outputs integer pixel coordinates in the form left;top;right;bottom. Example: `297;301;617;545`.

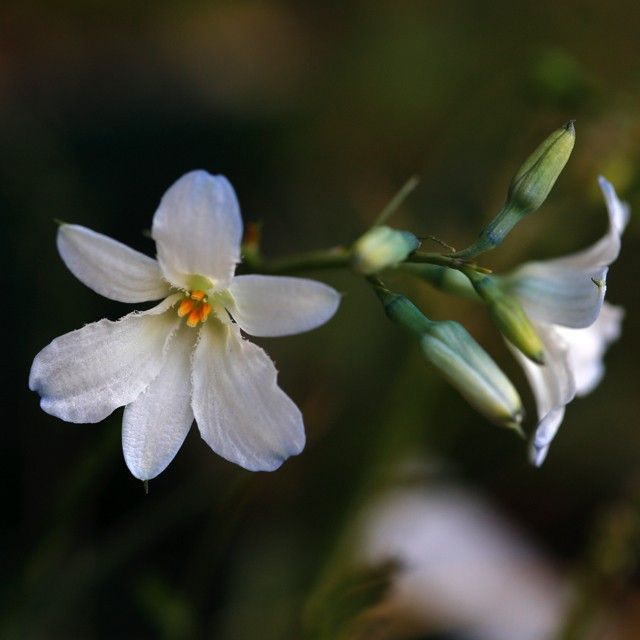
178;289;216;327
190;290;206;301
200;302;212;322
177;299;195;317
186;308;201;327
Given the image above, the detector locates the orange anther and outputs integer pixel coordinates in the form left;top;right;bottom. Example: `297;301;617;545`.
190;290;206;301
186;308;201;327
179;290;213;327
200;302;212;322
178;299;195;317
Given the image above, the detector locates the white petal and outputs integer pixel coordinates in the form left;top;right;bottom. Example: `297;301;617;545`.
509;323;576;421
29;296;181;423
122;325;195;480
545;177;629;271
505;264;607;328
57;224;172;303
192;323;305;471
555;302;624;396
360;486;568;640
508;323;576;465
151;171;243;291
599;176;630;236
228;275;341;337
529;408;565;467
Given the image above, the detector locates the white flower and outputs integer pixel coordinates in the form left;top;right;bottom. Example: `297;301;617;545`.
359;484;568;640
503;177;629;465
29;170;341;479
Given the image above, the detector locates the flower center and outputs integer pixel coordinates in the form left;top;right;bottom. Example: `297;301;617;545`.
177;290;213;327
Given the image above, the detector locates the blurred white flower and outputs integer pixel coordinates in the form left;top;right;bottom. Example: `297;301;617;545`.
30;170;340;479
503;177;628;465
359;484;569;640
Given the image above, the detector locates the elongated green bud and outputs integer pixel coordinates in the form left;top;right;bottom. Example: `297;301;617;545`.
421;320;524;432
507;120;575;212
467;271;545;364
352;226;420;275
371;284;523;431
456;121;575;259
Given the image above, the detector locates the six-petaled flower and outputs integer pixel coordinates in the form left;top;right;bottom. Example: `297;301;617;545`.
29;170;341;480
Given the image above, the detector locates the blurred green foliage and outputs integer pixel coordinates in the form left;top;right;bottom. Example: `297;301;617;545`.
3;1;640;638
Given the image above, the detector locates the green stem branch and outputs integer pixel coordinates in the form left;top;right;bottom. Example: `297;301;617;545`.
242;246;351;274
241;245;489;279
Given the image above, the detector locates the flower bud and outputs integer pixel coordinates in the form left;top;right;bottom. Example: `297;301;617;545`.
456;121;575;259
507;120;575;213
371;285;523;431
352;226;420;275
421;320;524;431
467;272;545;364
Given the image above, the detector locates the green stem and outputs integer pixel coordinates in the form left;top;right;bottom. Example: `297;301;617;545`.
405;251;492;274
372;175;420;227
241;244;491;278
242;246;351;274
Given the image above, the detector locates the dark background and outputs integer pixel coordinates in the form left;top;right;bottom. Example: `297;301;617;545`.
2;1;640;638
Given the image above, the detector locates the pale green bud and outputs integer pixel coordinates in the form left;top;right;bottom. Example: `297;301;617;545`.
400;263;477;299
352;226;420;275
421;321;524;431
507;120;575;213
371;285;523;431
467;271;545;364
456;121;575;259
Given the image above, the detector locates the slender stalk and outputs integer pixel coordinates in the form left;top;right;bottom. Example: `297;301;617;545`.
242;246;351;275
372;175;420;227
241;244;490;279
405;251;492;274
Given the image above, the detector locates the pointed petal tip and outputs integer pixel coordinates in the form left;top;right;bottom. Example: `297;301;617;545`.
529;444;549;467
126;463;156;482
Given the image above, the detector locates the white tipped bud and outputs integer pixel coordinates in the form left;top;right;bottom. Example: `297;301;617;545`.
421;321;524;431
352;226;420;275
371;282;523;431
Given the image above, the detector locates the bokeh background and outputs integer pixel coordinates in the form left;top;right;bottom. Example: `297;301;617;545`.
3;1;640;638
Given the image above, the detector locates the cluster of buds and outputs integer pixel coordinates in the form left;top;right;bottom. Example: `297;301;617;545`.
352;122;627;464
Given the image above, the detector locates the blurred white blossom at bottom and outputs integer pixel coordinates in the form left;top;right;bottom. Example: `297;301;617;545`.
358;483;570;640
